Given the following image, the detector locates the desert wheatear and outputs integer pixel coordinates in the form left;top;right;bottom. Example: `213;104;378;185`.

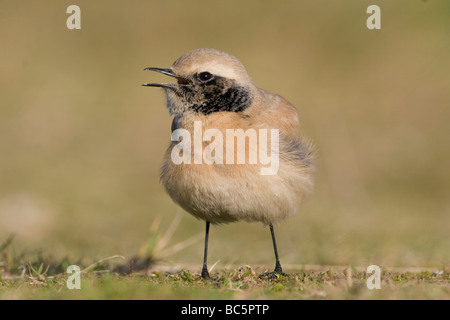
143;48;315;279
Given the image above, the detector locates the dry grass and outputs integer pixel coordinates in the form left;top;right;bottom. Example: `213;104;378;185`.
1;262;448;300
1;221;448;299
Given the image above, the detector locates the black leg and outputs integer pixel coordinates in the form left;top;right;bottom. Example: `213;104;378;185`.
259;224;287;278
269;224;283;273
201;221;212;280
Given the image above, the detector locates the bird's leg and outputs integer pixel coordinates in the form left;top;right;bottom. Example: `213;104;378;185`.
270;224;283;273
201;221;213;280
259;224;288;279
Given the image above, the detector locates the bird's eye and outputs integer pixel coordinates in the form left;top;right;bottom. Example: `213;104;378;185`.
197;72;213;82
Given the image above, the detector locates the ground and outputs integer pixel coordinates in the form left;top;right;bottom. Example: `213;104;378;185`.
1;254;448;299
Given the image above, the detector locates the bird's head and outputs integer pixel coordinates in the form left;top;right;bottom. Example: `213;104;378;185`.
143;48;254;116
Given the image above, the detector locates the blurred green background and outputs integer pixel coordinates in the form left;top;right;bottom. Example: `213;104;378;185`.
0;1;449;270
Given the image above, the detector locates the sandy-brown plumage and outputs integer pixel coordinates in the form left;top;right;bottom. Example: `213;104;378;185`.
144;48;315;278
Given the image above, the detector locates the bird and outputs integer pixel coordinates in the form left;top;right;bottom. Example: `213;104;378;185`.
143;48;315;279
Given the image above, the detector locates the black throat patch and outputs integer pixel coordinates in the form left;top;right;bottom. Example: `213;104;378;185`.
179;77;253;115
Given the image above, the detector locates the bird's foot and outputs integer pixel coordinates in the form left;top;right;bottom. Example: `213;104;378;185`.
201;268;217;281
259;262;288;279
259;265;288;279
258;271;288;279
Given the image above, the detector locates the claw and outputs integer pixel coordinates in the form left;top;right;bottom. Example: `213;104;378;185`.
259;271;288;279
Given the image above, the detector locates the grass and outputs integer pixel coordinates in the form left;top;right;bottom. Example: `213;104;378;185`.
1;263;448;300
1;230;448;300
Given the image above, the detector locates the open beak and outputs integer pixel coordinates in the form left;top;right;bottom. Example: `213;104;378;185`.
142;67;190;88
